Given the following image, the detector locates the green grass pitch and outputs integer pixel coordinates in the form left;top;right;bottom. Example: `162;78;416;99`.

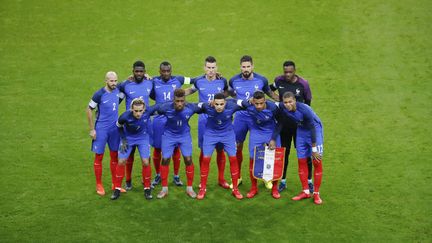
1;0;431;241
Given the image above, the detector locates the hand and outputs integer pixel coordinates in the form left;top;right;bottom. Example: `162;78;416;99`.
127;75;133;81
89;129;96;140
312;151;322;161
268;140;276;150
144;73;152;80
120;139;128;153
209;100;215;107
215;72;223;79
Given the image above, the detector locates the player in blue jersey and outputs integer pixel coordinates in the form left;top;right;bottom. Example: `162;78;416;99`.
228;55;279;190
239;91;282;199
111;98;155;200
86;71;124;196
151;89;201;199
117;60;153;190
185;56;230;189
150;61;192;188
195;93;246;200
278;92;324;205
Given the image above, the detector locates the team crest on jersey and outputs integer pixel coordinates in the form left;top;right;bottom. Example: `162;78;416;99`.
147;88;151;94
217;87;222;92
254;84;259;90
172;84;177;89
296;88;300;95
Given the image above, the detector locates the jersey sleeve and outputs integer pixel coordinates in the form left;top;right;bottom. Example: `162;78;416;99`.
261;76;270;93
190;103;204;114
301;106;317;143
89;90;102;109
300;78;312;105
117;112;128;127
150;82;156;100
222;78;228;91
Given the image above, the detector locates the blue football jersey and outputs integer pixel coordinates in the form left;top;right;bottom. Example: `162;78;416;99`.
151;76;186;104
117;107;156;143
153;102;201;134
200;100;243;131
191;75;228;102
228;72;270;100
89;87;121;129
118;79;153;110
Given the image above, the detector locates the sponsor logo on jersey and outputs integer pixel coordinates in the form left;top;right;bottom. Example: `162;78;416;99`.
129;91;136;94
103;100;109;103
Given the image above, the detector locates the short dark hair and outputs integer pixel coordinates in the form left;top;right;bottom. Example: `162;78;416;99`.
253;90;265;100
240;55;253;64
205;56;216;63
214;93;225;100
133;60;145;69
174;88;185;98
283;60;296;69
160;61;171;69
282;91;296;100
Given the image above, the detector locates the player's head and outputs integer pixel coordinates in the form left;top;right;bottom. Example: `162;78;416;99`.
130;98;146;119
282;91;297;111
105;71;118;91
159;61;172;81
252;91;266;111
240;55;254;79
132;61;146;83
213;92;226;113
173;88;186;111
283;60;296;81
204;56;217;79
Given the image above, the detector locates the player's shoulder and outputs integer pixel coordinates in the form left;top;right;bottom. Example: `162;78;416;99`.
253;72;268;82
119;110;132;119
92;87;106;100
229;73;242;82
296;76;310;87
266;100;278;110
274;75;284;83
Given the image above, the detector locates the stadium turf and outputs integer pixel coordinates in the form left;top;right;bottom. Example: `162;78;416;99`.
1;0;431;241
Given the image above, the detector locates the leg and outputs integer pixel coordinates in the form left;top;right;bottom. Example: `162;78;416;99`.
216;147;228;188
197;156;211;200
93;153;104;195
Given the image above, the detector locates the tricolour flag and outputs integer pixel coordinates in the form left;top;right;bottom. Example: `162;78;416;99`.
253;145;286;183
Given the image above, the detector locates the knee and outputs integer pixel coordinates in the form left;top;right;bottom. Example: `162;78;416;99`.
184;156;192;166
161;158;170;166
118;159;127;165
142;159;150;167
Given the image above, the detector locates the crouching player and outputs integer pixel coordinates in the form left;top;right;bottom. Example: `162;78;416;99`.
111;98;154;200
197;93;245;200
279;92;324;205
153;89;202;199
241;91;282;199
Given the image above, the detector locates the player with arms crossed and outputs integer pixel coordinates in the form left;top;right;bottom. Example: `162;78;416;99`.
239;91;282;199
228;55;278;189
150;61;192;187
86;71;124;196
185;56;230;189
111;98;155;200
117;60;153;190
152;89;201;199
278;91;324;205
196;93;245;200
270;60;314;192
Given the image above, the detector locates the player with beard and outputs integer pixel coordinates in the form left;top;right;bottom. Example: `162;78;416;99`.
228;55;278;190
86;71;124;196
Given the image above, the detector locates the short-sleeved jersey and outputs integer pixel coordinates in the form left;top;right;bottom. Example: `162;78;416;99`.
271;75;312;104
244;101;280;134
278;102;322;142
228;72;270;100
88;87;121;129
150;76;186;104
117;106;156;141
200;100;243;132
153;102;201;134
191;75;228;102
118;79;153;109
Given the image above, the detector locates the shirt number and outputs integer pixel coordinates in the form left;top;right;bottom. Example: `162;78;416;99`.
163;92;171;101
113;103;116;111
245;92;250;99
177;120;182;126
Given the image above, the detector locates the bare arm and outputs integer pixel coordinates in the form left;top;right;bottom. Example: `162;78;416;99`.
184;87;197;96
86;107;96;139
266;90;280;101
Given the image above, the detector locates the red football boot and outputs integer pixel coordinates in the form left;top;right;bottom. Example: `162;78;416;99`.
197;188;206;200
292;191;311;201
272;190;281;199
232;189;243;200
313;193;323;205
96;184;105;196
246;188;258;198
218;180;230;189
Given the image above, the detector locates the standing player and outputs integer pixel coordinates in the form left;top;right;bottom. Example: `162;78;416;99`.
117;60;153;190
111;98;154;200
278;92;324;205
150;61;192;187
86;71;123;196
270;60;314;192
228;55;278;189
239;91;282;199
196;93;245;200
185;56;229;189
152;89;201;199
